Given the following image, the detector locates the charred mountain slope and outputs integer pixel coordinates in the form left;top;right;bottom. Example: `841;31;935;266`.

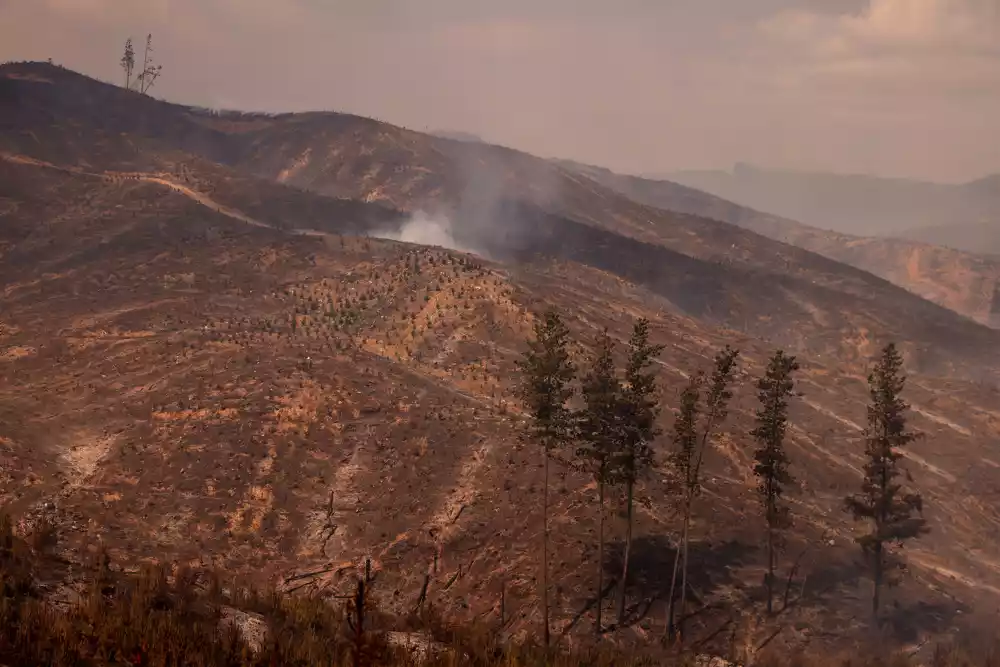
557;160;1000;329
3;157;1000;651
3;62;998;382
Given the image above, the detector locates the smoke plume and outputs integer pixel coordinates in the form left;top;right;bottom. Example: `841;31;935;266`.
369;140;563;262
370;210;485;257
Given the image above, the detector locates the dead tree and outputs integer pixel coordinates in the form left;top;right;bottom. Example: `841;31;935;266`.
136;33;163;95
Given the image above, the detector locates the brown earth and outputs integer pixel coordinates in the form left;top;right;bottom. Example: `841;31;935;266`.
2;62;1000;655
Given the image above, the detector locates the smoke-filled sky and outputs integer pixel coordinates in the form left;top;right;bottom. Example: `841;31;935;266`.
3;0;998;182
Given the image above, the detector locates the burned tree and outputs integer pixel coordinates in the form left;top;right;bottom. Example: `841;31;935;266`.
517;308;576;649
664;372;701;641
666;345;739;642
845;342;928;618
576;328;623;635
750;349;798;615
136;34;163;95
613;318;664;625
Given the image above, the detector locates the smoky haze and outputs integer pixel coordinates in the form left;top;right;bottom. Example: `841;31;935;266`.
666;163;1000;239
2;0;998;187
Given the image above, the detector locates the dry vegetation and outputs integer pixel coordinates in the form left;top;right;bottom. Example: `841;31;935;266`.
4;513;1000;667
2;61;1000;662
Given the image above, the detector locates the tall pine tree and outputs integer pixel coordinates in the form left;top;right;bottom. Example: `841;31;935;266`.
750;349;799;615
664;372;702;642
844;342;929;618
517;308;576;648
577;328;622;636
120;38;135;90
667;345;739;642
614;318;664;625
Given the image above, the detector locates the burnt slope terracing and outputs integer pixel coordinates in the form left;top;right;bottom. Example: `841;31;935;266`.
3;62;999;384
1;158;1000;651
2;62;1000;652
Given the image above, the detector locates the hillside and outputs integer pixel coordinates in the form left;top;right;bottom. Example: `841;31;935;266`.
432;130;487;143
901;220;1000;257
10;62;995;381
558;160;1000;329
2;61;1000;654
897;174;1000;254
665;163;1000;241
11;60;995;329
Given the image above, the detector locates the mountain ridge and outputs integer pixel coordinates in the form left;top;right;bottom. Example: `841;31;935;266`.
557;159;1000;329
664;162;1000;247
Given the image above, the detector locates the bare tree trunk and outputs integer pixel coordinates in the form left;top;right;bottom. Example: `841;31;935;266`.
872;541;882;618
596;480;605;636
677;409;720;640
781;540;813;612
679;510;691;639
766;525;774;615
667;353;736;643
874;441;887;620
542;445;551;650
140;39;150;94
664;505;688;642
616;479;634;625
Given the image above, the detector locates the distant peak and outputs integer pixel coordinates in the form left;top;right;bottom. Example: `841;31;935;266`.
431;130;485;144
732;161;761;176
968;173;1000;186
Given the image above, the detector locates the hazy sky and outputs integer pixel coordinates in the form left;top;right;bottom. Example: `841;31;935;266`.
2;0;998;182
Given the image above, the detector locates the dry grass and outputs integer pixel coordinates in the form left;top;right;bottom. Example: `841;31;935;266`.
2;86;1000;656
3;511;1000;667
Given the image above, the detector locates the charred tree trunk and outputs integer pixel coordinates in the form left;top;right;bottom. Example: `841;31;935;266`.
872;540;882;617
665;501;689;642
617;478;634;625
542;445;551;649
766;524;774;615
596;480;605;636
679;511;691;639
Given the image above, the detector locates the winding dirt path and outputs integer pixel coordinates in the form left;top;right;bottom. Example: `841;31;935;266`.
1;152;330;237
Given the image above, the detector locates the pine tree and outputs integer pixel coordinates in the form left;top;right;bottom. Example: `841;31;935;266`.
667;345;739;642
664;372;701;642
120;38;135;90
613;318;664;625
844;342;928;618
750;349;799;615
517;308;575;649
576;328;622;636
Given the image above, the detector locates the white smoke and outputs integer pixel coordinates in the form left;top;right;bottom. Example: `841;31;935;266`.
371;210;484;257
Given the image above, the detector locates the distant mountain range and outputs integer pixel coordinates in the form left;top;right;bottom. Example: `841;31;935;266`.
558;159;1000;329
430;130;486;143
662;163;1000;254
